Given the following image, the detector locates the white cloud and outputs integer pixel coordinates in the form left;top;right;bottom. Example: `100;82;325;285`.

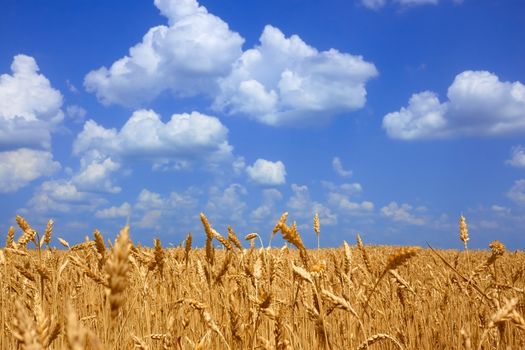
380;201;425;225
332;157;353;177
0;55;63;150
84;1;376;127
74;109;234;170
321;180;373;220
251;188;283;222
214;25;378;126
95;202;132;219
136;189;165;210
327;192;374;215
383;71;525;139
382;91;448;139
72;157;121;194
84;0;244;106
246;159;286;185
507;179;525;205
0;149;60;193
506;145;525;168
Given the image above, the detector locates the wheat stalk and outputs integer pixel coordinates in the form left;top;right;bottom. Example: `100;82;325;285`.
105;225;131;320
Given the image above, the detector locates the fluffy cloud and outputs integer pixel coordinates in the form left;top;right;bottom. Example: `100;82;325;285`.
383;91;447;139
383;71;525;139
332;157;353;177
506;145;525;168
246;159;286;185
72;157;121;194
84;1;376;127
214;25;377;126
0;55;63;151
507;179;525;205
380;201;425;225
84;0;244;106
361;0;438;10
0;149;60;193
74;109;234;171
95;202;132;219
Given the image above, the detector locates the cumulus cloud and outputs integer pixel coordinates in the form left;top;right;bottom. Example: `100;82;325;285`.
0;149;60;193
380;201;425;225
84;0;244;106
72;157;122;194
0;55;64;150
214;25;377;126
383;91;447;139
74;109;234;172
506;145;525;168
84;1;376;127
507;179;525;205
246;159;286;185
95;202;132;219
332;157;353;177
383;71;525;139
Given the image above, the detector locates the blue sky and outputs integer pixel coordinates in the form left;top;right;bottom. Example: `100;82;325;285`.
1;0;524;249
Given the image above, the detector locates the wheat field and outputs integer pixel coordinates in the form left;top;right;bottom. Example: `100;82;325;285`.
1;213;524;350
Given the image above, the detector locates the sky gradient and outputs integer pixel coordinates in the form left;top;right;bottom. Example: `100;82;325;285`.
1;0;524;249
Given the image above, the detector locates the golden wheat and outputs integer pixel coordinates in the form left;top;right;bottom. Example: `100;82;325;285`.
0;214;524;350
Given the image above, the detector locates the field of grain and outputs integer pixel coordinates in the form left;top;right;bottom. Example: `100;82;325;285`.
1;213;524;350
